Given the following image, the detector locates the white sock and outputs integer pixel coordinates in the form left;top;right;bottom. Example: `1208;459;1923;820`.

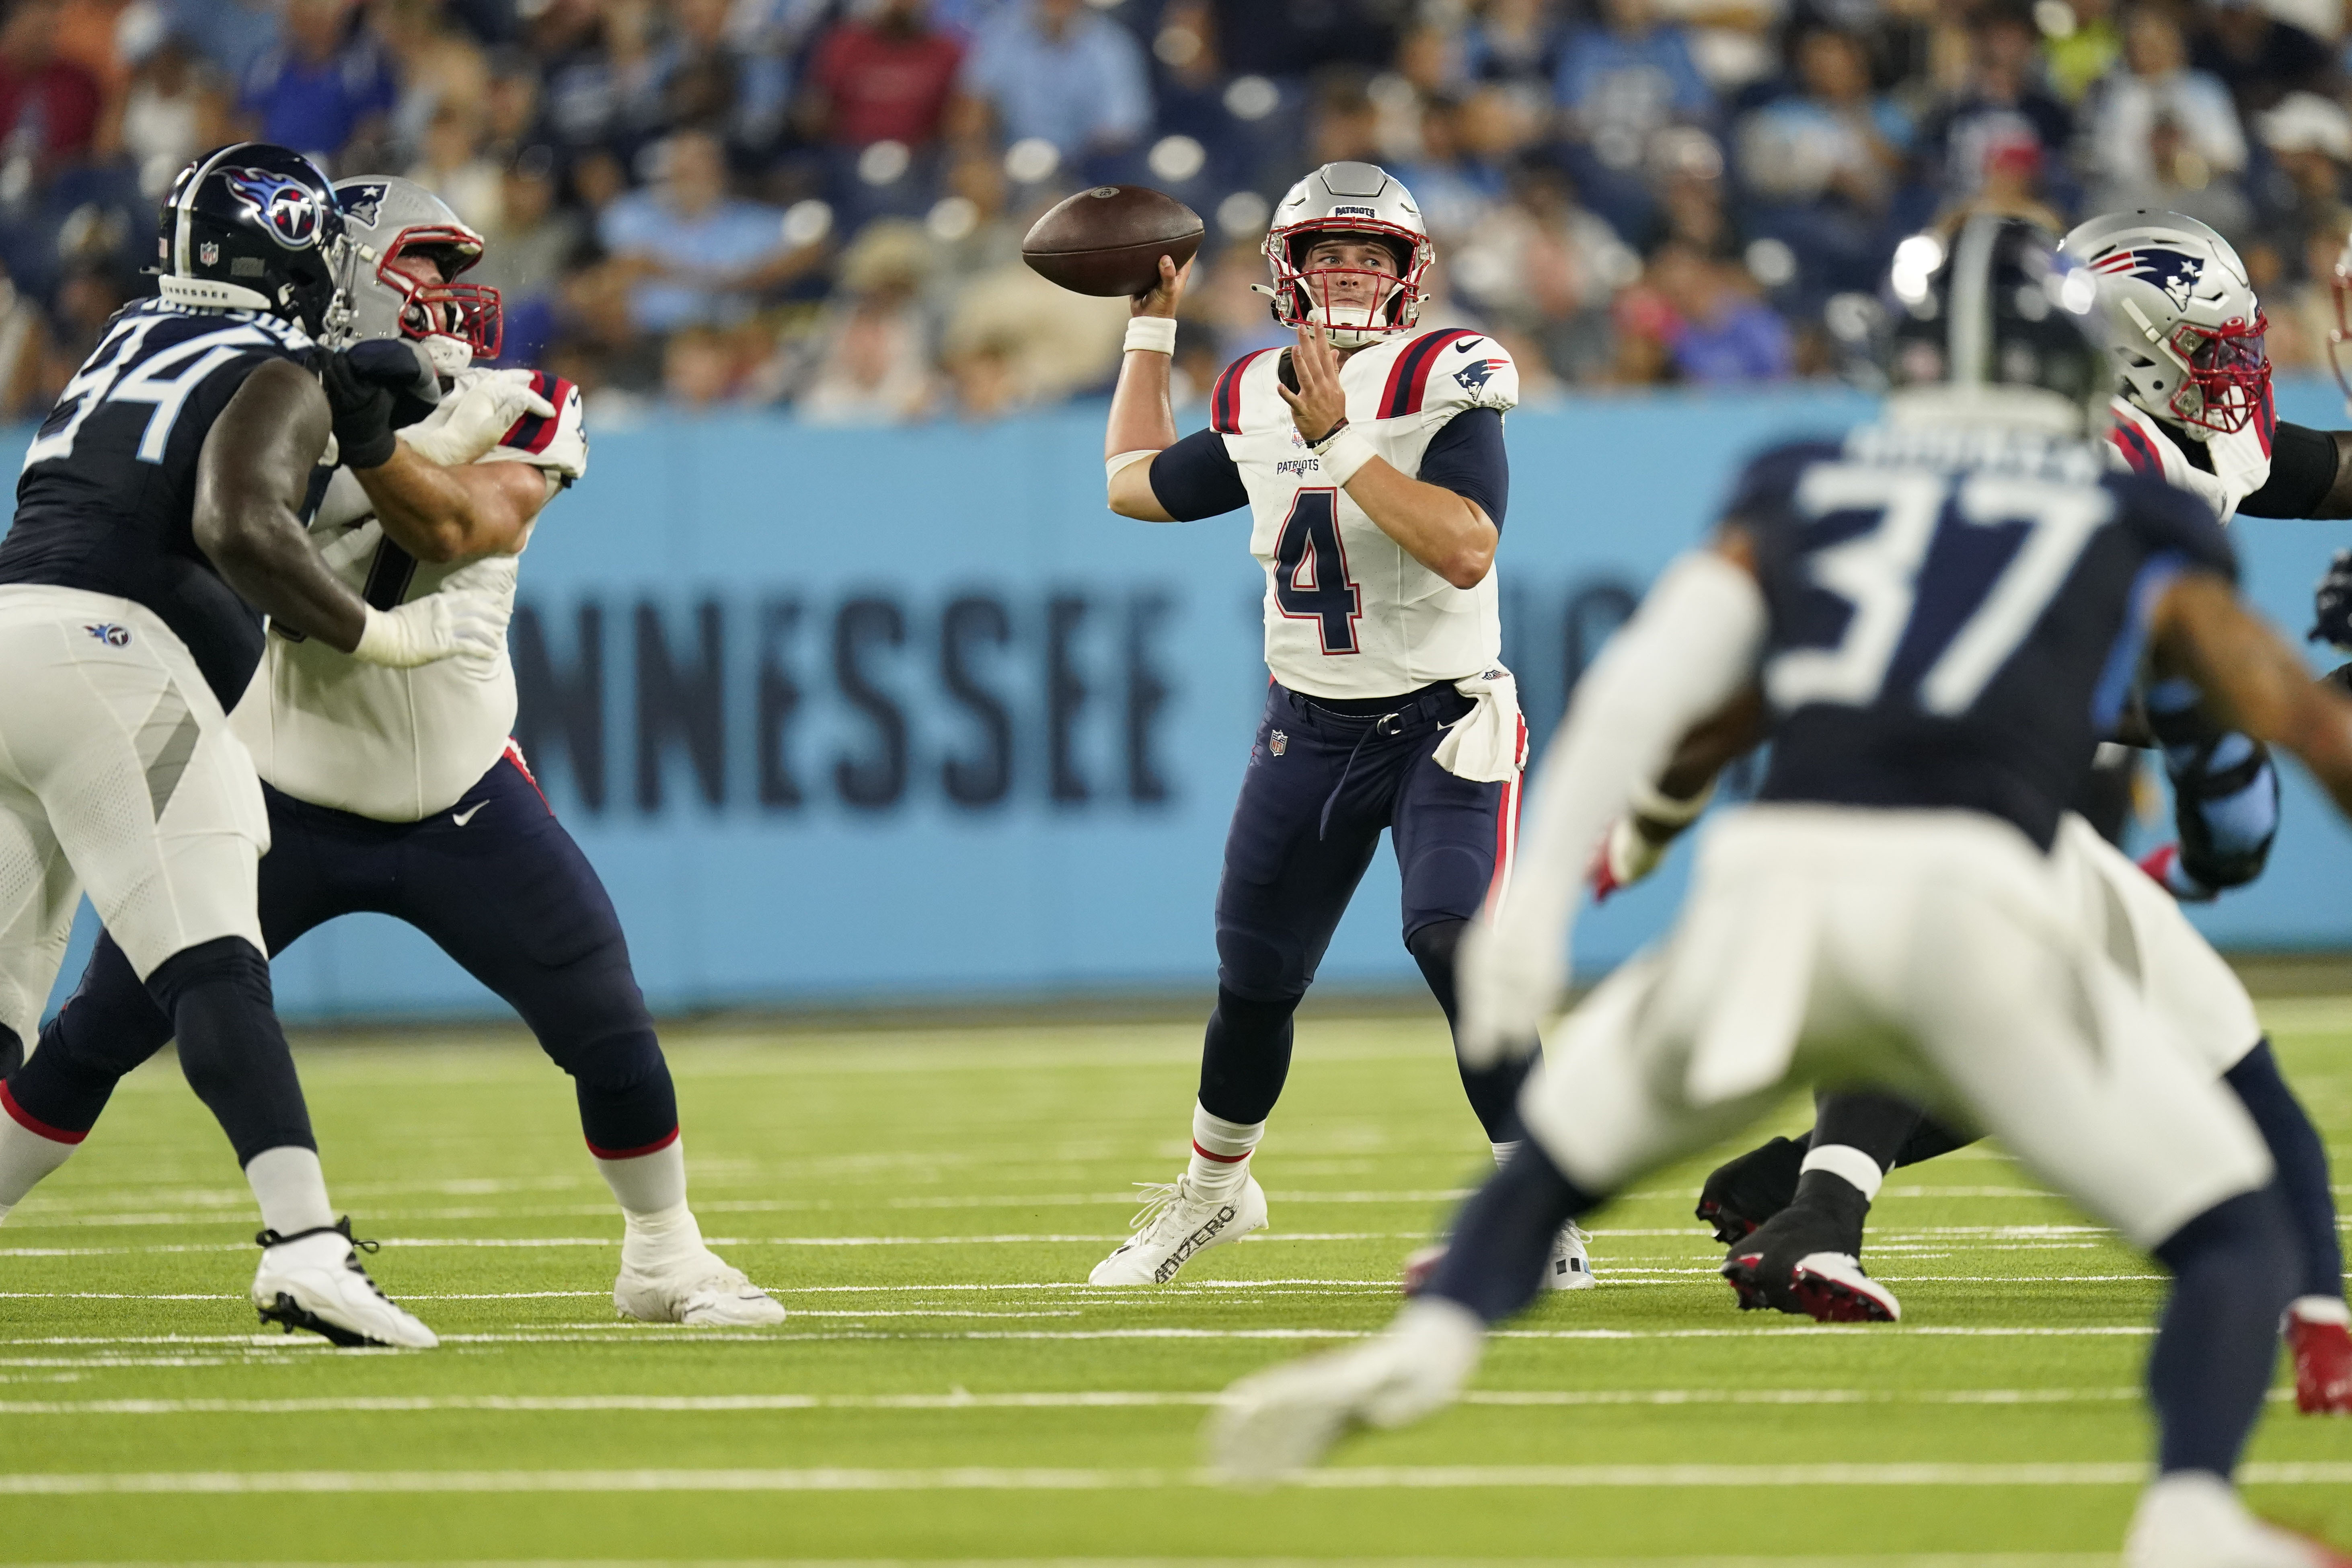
1187;1103;1261;1192
244;1146;335;1237
620;1201;707;1272
596;1137;688;1216
1799;1142;1886;1202
1490;1140;1520;1168
2289;1295;2351;1327
0;1099;82;1216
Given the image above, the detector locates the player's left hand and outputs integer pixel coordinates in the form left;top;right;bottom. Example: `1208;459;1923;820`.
400;370;556;468
1278;319;1348;445
1454;912;1562;1069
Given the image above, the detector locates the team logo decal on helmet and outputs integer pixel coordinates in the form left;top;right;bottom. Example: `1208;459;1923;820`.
2091;247;2203;309
339;183;387;226
222;166;325;249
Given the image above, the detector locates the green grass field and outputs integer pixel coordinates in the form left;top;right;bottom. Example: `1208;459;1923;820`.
2;997;2348;1566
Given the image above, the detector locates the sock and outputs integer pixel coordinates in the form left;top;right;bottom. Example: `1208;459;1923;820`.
1491;1140;1519;1167
1427;1138;1602;1323
1196;987;1296;1126
1810;1090;1927;1172
2222;1040;2345;1303
2149;1187;2297;1475
1188;1102;1261;1193
244;1145;335;1237
0;1085;82;1216
620;1200;707;1272
146;939;314;1165
1798;1143;1885;1203
596;1137;688;1216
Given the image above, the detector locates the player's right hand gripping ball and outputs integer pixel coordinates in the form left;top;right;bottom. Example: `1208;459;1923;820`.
2310;548;2352;651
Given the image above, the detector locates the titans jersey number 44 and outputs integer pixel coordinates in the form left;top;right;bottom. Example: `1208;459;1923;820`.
232;370;586;823
0;298;314;705
1147;328;1518;702
1736;420;2234;851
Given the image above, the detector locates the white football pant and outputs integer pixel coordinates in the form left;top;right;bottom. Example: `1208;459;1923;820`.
0;586;269;1048
1520;804;2272;1252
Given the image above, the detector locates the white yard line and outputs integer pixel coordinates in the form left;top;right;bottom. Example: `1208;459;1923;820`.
0;1461;2344;1494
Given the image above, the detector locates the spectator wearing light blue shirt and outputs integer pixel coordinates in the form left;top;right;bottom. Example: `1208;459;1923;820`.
598;129;797;334
1553;0;1715;235
960;0;1150;161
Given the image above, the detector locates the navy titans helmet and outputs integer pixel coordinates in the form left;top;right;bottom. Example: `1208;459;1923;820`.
1880;215;2114;432
153;144;347;337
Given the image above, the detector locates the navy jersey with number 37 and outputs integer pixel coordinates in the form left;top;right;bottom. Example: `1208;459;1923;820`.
1734;423;2235;851
0;298;314;706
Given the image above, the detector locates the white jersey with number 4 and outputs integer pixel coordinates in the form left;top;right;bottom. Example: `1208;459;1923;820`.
1208;327;1518;701
230;368;587;822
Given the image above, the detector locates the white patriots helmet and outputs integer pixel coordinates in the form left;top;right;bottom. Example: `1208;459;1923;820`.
1261;161;1432;349
2060;210;2268;440
330;175;501;374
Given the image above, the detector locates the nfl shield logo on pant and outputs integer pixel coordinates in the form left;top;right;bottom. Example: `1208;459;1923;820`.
1269;730;1288;756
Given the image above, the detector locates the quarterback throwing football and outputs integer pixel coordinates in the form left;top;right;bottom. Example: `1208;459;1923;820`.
1088;162;1586;1288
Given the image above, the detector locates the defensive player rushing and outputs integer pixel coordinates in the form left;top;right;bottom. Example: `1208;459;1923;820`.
0;146;505;1346
1676;211;2348;1412
1089;161;1578;1287
1209;218;2352;1568
0;177;783;1329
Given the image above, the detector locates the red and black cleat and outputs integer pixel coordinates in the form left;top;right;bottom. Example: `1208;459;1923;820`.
2288;1310;2352;1415
1695;1135;1807;1245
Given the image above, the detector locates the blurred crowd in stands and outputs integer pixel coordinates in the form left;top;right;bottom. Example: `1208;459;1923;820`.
0;0;2345;419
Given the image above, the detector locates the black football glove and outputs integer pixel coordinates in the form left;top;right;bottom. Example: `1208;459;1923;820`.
342;337;439;402
2310;547;2352;651
317;348;398;470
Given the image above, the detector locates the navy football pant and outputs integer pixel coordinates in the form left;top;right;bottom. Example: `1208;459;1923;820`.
1198;682;1534;1139
9;750;677;1156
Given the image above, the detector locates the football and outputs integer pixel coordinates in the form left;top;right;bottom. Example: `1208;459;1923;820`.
1021;185;1204;298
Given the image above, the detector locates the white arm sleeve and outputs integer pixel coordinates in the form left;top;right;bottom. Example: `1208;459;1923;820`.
1457;549;1769;1062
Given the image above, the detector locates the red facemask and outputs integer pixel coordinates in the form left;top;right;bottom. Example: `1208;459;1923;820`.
380;226;503;362
2165;312;2269;435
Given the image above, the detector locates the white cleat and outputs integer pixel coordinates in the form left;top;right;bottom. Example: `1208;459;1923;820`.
252;1220;438;1349
1089;1173;1267;1285
1399;1222;1595;1296
1205;1298;1484;1480
614;1248;786;1326
2125;1471;2352;1568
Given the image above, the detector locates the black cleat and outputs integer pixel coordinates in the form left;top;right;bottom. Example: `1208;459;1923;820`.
1718;1191;1896;1322
1695;1134;1807;1244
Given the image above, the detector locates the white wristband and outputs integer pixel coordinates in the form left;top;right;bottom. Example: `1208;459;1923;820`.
1124;316;1177;355
1106;448;1157;483
1318;426;1376;487
352;606;399;665
1629;775;1714;828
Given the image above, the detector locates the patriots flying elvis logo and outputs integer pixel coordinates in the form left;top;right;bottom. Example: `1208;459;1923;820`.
1454;358;1500;393
2091;247;2202;309
339;183;386;226
222;167;323;249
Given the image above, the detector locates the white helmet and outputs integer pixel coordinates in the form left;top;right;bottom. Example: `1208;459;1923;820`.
2059;210;2268;440
1261;162;1432;349
330;175;501;374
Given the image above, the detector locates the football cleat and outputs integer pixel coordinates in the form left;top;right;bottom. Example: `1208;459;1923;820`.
614;1249;786;1326
2288;1301;2352;1414
2125;1471;2352;1568
252;1219;438;1349
1721;1198;1896;1322
1205;1299;1482;1479
1089;1172;1267;1286
1400;1222;1596;1297
1695;1134;1806;1244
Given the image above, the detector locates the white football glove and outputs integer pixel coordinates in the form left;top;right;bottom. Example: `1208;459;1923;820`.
351;590;509;668
399;370;556;468
1454;909;1565;1069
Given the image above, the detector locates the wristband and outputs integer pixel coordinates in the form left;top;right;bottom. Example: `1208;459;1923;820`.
353;606;398;664
1124;316;1177;355
1627;775;1713;828
1317;425;1376;487
1106;448;1157;483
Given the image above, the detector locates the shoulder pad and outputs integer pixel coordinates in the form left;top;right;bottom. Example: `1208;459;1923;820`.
485;370;588;480
1209;348;1282;435
1374;329;1517;421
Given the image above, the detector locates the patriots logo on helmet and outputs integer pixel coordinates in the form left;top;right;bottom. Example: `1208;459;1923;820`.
2092;247;2202;309
1454;358;1499;393
222;166;323;249
339;183;386;226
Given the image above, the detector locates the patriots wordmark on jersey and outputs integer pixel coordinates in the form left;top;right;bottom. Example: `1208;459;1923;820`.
1740;418;2235;852
0;298;315;705
232;369;587;823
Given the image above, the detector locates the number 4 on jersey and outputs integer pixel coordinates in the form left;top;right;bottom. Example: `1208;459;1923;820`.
1274;489;1362;654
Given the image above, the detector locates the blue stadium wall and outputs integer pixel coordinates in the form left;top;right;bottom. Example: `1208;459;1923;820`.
24;379;2352;1020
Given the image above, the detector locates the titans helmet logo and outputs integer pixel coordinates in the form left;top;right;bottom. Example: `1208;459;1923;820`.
222;167;323;250
2091;247;2202;310
339;183;386;228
